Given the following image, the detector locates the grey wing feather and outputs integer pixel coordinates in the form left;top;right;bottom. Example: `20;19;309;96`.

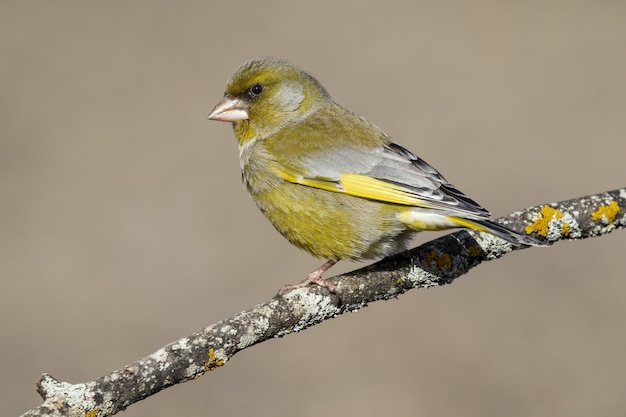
297;140;491;219
377;143;491;218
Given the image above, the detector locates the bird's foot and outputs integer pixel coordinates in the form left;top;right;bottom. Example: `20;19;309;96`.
278;260;338;294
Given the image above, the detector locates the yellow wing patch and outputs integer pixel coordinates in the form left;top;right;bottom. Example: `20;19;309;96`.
340;174;432;206
280;171;435;208
280;171;344;193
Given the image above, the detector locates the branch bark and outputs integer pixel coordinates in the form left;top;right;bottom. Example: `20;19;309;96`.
21;188;626;417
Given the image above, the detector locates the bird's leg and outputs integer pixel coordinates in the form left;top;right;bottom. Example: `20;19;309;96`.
278;259;338;294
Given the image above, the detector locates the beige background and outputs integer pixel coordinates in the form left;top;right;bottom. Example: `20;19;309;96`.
2;2;626;416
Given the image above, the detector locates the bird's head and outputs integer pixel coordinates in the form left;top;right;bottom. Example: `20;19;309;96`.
208;57;331;142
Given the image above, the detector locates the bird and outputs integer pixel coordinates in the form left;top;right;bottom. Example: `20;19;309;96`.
208;57;545;293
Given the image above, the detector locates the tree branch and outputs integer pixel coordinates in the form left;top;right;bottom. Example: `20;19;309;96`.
21;188;626;417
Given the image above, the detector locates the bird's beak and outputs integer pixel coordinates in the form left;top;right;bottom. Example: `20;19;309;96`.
208;94;249;122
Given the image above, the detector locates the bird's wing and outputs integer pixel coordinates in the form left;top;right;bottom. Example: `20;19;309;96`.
279;142;491;219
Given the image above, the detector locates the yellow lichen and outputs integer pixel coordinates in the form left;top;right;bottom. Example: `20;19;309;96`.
85;410;99;417
466;244;481;257
561;222;571;236
423;251;452;271
525;206;566;237
591;201;620;224
396;277;409;292
205;348;225;371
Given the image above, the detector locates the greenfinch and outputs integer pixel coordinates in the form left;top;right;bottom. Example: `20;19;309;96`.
208;57;544;293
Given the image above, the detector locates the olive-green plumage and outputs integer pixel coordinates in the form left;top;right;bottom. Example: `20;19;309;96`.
208;57;544;291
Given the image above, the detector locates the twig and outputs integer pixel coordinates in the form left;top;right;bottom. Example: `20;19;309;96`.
21;188;625;417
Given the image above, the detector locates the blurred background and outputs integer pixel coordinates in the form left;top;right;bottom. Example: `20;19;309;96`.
2;1;625;416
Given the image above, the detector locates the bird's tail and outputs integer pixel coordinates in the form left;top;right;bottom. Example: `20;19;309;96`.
449;216;547;247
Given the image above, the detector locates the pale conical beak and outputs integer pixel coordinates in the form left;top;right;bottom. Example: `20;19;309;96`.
207;94;249;122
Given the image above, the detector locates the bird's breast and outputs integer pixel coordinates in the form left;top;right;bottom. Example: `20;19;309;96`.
238;148;413;260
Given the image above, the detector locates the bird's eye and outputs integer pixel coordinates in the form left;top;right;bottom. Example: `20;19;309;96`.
249;83;264;97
